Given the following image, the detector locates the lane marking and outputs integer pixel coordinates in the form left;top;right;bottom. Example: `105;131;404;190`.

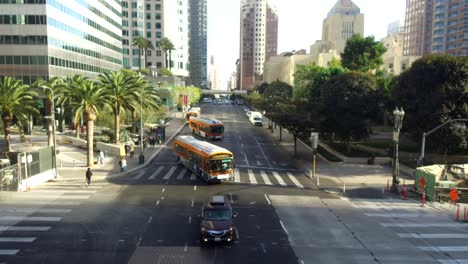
234;168;240;183
243;152;250;167
0;216;61;221
399;234;468;239
162;188;165;193
191;200;194;208
148;166;164;179
254;136;272;169
418;246;468;252
279;220;289;235
163;166;177;180
437;260;468;264
264;194;271;205
272;171;287;186
148;216;152;224
381;223;464;227
194;186;197;191
0;249;19;255
287;172;304;188
366;213;432;217
0;237;36;242
0;208;71;214
188;216;192;224
134;171;145;180
156;200;160;206
55;195;90;200
0;226;50;231
176;168;187;180
184;242;188;252
248;169;257;184
260;170;272;185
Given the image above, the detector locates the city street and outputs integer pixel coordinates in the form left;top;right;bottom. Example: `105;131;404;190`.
0;104;467;264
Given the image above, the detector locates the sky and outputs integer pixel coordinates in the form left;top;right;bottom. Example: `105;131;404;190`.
207;0;407;88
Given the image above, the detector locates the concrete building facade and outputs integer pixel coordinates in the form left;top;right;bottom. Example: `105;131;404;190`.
122;0;144;70
322;0;364;54
189;0;207;89
239;0;278;90
403;0;467;57
381;25;420;76
0;0;123;84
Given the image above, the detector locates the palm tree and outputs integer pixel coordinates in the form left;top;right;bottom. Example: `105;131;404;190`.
0;77;37;152
132;36;154;73
32;77;66;146
68;79;110;167
160;37;175;71
12;97;40;143
62;75;89;138
97;70;140;144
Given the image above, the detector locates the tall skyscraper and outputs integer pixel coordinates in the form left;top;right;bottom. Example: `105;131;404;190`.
322;0;364;54
123;0;190;77
189;0;207;89
239;0;278;90
122;0;145;69
208;55;221;90
403;0;467;57
0;0;123;84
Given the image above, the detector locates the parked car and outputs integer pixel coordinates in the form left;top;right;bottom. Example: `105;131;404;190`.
200;195;238;243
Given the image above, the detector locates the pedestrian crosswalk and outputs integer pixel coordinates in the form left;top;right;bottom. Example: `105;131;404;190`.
129;166;306;188
0;176;109;257
351;199;468;263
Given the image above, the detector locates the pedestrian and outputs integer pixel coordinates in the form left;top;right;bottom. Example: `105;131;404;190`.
119;157;127;172
99;150;105;164
124;143;130;157
130;144;135;158
157;133;162;144
85;167;93;187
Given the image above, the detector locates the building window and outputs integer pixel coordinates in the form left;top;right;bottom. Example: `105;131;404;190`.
155;4;161;10
156;23;161;29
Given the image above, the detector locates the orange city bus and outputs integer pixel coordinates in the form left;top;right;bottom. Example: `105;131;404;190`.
188;116;224;140
173;135;234;182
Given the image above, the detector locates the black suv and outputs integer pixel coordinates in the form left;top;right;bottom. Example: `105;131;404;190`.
200;195;238;243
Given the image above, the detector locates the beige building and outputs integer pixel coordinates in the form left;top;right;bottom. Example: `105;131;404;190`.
381;24;420;76
322;0;364;54
263;52;314;85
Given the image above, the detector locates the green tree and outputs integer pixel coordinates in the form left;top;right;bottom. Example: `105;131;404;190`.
68;79;110;167
0;77;37;152
293;63;346;101
132;36;154;73
171;86;202;109
160;37;176;70
263;81;293;98
341;34;387;72
254;82;269;94
98;70;140;144
392;54;468;155
32;77;66;146
62;75;89;137
320;72;380;152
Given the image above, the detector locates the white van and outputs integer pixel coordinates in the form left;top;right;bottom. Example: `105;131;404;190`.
249;111;263;126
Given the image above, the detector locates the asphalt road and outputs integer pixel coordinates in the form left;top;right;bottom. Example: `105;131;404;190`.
1;103;468;264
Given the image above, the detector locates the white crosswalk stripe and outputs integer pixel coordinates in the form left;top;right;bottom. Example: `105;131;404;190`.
176;168;187;180
260;170;272;185
0;249;19;255
272;171;286;186
234;168;240;183
0;216;62;222
163;166;177;180
287;172;303;188
148;166;164;179
248;169;257;184
0;237;36;242
134;171;145;180
0;226;50;231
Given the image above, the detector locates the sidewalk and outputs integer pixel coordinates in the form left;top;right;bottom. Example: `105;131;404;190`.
51;113;186;180
262;117;468;220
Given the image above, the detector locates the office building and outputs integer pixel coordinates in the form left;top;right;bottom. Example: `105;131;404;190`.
239;0;278;90
189;0;207;89
0;0;123;84
322;0;364;54
122;0;145;69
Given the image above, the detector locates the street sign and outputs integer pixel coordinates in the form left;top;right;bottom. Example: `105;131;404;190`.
310;132;319;149
418;177;426;190
450;189;459;204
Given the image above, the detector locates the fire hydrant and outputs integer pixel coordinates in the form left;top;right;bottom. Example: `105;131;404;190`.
401;186;408;200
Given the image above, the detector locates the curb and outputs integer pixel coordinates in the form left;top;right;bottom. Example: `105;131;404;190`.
105;121;187;179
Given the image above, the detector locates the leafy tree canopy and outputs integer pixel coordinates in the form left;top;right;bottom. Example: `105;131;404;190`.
293;63;346;101
392;54;468;153
320;71;379;143
341;34;387;72
263;81;293;99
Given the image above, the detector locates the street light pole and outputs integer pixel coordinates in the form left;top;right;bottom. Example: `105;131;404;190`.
42;87;57;179
138;90;145;164
391;107;405;193
419;118;468;166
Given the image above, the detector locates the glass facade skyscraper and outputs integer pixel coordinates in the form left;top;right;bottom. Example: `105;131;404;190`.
0;0;123;84
189;0;207;89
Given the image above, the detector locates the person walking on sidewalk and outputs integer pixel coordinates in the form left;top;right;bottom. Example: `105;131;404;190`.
119;157;127;172
85;167;93;187
99;150;105;164
130;144;135;158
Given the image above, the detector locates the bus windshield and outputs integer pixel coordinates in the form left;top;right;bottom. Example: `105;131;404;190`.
210;125;224;134
209;158;232;173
